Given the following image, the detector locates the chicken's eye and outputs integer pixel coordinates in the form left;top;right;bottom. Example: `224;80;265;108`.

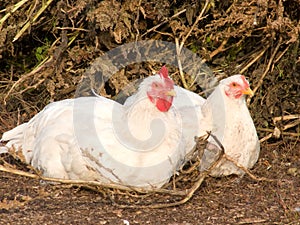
231;82;238;87
152;83;159;88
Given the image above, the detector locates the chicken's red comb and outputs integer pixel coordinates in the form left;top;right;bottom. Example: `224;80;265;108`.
241;75;249;88
159;65;168;78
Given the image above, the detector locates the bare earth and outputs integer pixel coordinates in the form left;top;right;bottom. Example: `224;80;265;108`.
0;141;299;224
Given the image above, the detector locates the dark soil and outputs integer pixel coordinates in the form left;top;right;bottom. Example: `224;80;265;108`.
0;0;299;224
0;141;299;224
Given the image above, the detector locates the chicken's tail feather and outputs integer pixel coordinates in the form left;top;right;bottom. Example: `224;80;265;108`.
1;123;27;153
1;123;27;140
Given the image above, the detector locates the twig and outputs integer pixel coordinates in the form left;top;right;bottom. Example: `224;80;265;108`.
258;115;300;142
259;133;273;143
141;9;187;38
208;39;228;61
258;123;300;140
248;37;282;104
116;137;226;209
180;160;200;174
0;0;29;30
13;0;55;42
273;114;300;123
148;174;208;208
4;30;78;104
19;76;47;95
114;133;223;209
133;0;142;41
225;0;237;14
55;27;89;32
147;136;225;208
283;119;300;130
175;37;188;89
274;44;290;63
3;56;53;104
240;46;269;74
223;155;274;182
237;219;267;224
257;117;300;142
178;0;210;52
0;163;187;196
200;39;229;64
176;0;210;89
0;164;38;179
258;128;300;137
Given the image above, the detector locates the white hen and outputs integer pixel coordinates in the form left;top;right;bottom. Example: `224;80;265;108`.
198;75;260;176
124;66;206;157
125;67;259;177
0;67;186;189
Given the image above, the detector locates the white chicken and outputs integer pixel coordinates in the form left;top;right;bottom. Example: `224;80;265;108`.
124;66;206;157
198;74;260;176
125;68;260;177
0;66;186;189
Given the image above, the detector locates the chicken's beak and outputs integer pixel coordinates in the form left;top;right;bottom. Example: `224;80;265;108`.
242;87;254;97
165;89;176;97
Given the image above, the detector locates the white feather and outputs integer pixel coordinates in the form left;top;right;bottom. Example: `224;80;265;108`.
151;74;260;176
199;75;260;176
125;84;208;158
1;75;185;189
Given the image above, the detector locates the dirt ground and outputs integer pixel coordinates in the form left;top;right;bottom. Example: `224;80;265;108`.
0;0;299;224
0;141;299;224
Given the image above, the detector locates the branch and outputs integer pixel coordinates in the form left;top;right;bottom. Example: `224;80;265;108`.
3;56;53;104
179;0;210;52
240;46;269;74
223;155;274;182
248;36;282;104
0;163;186;196
176;0;210;89
141;9;187;38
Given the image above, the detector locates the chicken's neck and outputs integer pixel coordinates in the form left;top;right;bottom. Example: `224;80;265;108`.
122;95;178;147
202;86;249;143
